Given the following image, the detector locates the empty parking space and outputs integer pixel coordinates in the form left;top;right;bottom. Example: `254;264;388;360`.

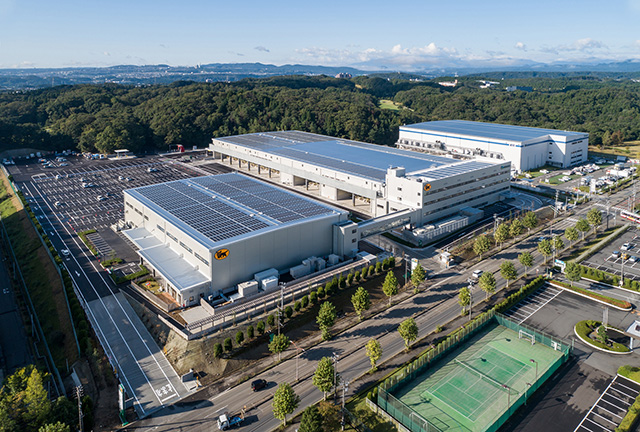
574;375;640;432
582;229;640;281
503;285;563;324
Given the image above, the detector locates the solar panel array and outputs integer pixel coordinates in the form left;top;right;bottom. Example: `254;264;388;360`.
132;174;336;244
214;130;457;180
417;161;497;180
402;120;585;142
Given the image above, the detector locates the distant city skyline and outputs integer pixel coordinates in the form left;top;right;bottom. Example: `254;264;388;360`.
2;0;640;71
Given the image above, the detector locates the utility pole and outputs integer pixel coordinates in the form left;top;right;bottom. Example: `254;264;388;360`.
332;352;339;402
277;282;285;336
403;252;407;287
341;380;349;431
76;385;84;432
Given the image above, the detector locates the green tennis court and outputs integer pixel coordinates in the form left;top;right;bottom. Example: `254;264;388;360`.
393;323;565;432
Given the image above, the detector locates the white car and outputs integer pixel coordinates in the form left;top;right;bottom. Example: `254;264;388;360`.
472;270;484;279
622;243;632;251
61;249;70;257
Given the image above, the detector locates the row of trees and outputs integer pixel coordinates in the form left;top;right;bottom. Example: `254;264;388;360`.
3;75;640;155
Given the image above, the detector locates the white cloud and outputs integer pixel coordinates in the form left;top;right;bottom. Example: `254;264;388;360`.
254;46;270;53
541;38;607;55
515;42;527;51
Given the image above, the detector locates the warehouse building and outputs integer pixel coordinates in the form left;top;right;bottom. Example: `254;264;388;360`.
122;173;349;307
396;120;588;172
209;131;511;225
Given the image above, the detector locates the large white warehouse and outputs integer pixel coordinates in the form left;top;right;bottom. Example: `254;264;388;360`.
396;120;588;172
122;173;349;307
209;131;511;226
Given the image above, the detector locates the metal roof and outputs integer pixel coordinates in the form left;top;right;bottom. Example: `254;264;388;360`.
400;120;587;142
413;160;497;180
125;173;342;249
213;131;456;181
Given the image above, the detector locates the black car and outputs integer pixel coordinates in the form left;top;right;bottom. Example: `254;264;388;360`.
251;379;267;391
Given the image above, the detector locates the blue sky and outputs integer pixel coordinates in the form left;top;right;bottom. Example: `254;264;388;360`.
2;0;640;70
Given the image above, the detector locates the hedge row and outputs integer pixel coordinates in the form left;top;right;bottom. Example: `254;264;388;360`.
580;263;640;292
494;276;547;313
110;264;150;284
78;229;98;256
551;280;631;309
575;320;629;353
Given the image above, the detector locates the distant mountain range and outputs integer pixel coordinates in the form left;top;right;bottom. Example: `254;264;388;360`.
2;60;640;90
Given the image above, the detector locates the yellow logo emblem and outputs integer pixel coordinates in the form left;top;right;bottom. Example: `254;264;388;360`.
423;183;431;192
215;249;230;260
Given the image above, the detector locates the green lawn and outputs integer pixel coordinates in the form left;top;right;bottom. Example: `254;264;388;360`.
548;174;580;185
378;99;403;111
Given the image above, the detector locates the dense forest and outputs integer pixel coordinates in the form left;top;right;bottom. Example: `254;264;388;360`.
0;74;639;154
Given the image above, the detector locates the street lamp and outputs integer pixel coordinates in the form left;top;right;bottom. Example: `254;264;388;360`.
332;352;339;402
525;382;532;405
530;359;538;382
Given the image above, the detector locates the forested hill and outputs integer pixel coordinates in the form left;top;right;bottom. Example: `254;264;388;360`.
1;74;639;154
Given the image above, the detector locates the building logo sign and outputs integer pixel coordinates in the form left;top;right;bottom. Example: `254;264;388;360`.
423;183;431;192
215;249;230;260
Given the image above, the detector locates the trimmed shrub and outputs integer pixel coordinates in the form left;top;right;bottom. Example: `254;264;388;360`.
294;301;301;312
338;274;346;289
375;262;382;274
301;295;309;309
354;270;361;282
213;343;223;358
223;338;233;352
285;305;293;319
235;330;244;345
256;321;265;335
310;291;318;304
267;314;276;328
317;286;326;298
247;325;255;339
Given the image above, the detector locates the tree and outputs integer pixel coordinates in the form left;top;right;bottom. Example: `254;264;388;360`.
518;251;534;275
565;261;582;287
365;338;383;372
298;405;323;432
411;263;427;288
458;286;471;316
23;367;51;429
398;318;418;350
272;383;300;426
351;286;370;320
213;343;223;358
597;325;609;345
375;261;382;274
494;222;510;246
478;271;496;299
317;301;337;341
39;423;70;432
301;295;309;309
510;218;524;238
500;261;518;288
382;271;399;305
576;218;591;240
256;321;265;335
269;334;290;362
587;208;603;232
247;325;255;339
235;330;244;346
565;227;579;247
473;235;492;259
318;401;341;432
523;211;538;233
267;314;276;329
310;291;318;305
285;305;293;319
223;338;233;352
538;239;552;264
553;236;564;257
313;356;338;400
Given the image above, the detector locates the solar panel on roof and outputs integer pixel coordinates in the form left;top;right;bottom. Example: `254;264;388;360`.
130;174;337;245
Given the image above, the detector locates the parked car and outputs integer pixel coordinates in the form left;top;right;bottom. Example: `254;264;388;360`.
251;379;267;392
472;270;483;279
621;243;633;251
630;256;638;263
612;251;621;258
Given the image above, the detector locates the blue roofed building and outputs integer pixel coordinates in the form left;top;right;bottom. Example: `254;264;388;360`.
397;120;588;172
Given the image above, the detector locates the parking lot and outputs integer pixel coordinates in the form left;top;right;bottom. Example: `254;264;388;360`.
582;227;640;281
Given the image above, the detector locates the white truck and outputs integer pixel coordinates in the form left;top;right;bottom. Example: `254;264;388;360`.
217;413;244;430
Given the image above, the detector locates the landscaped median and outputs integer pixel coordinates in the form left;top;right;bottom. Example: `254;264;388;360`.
616;366;640;432
549;280;632;310
574;320;631;354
